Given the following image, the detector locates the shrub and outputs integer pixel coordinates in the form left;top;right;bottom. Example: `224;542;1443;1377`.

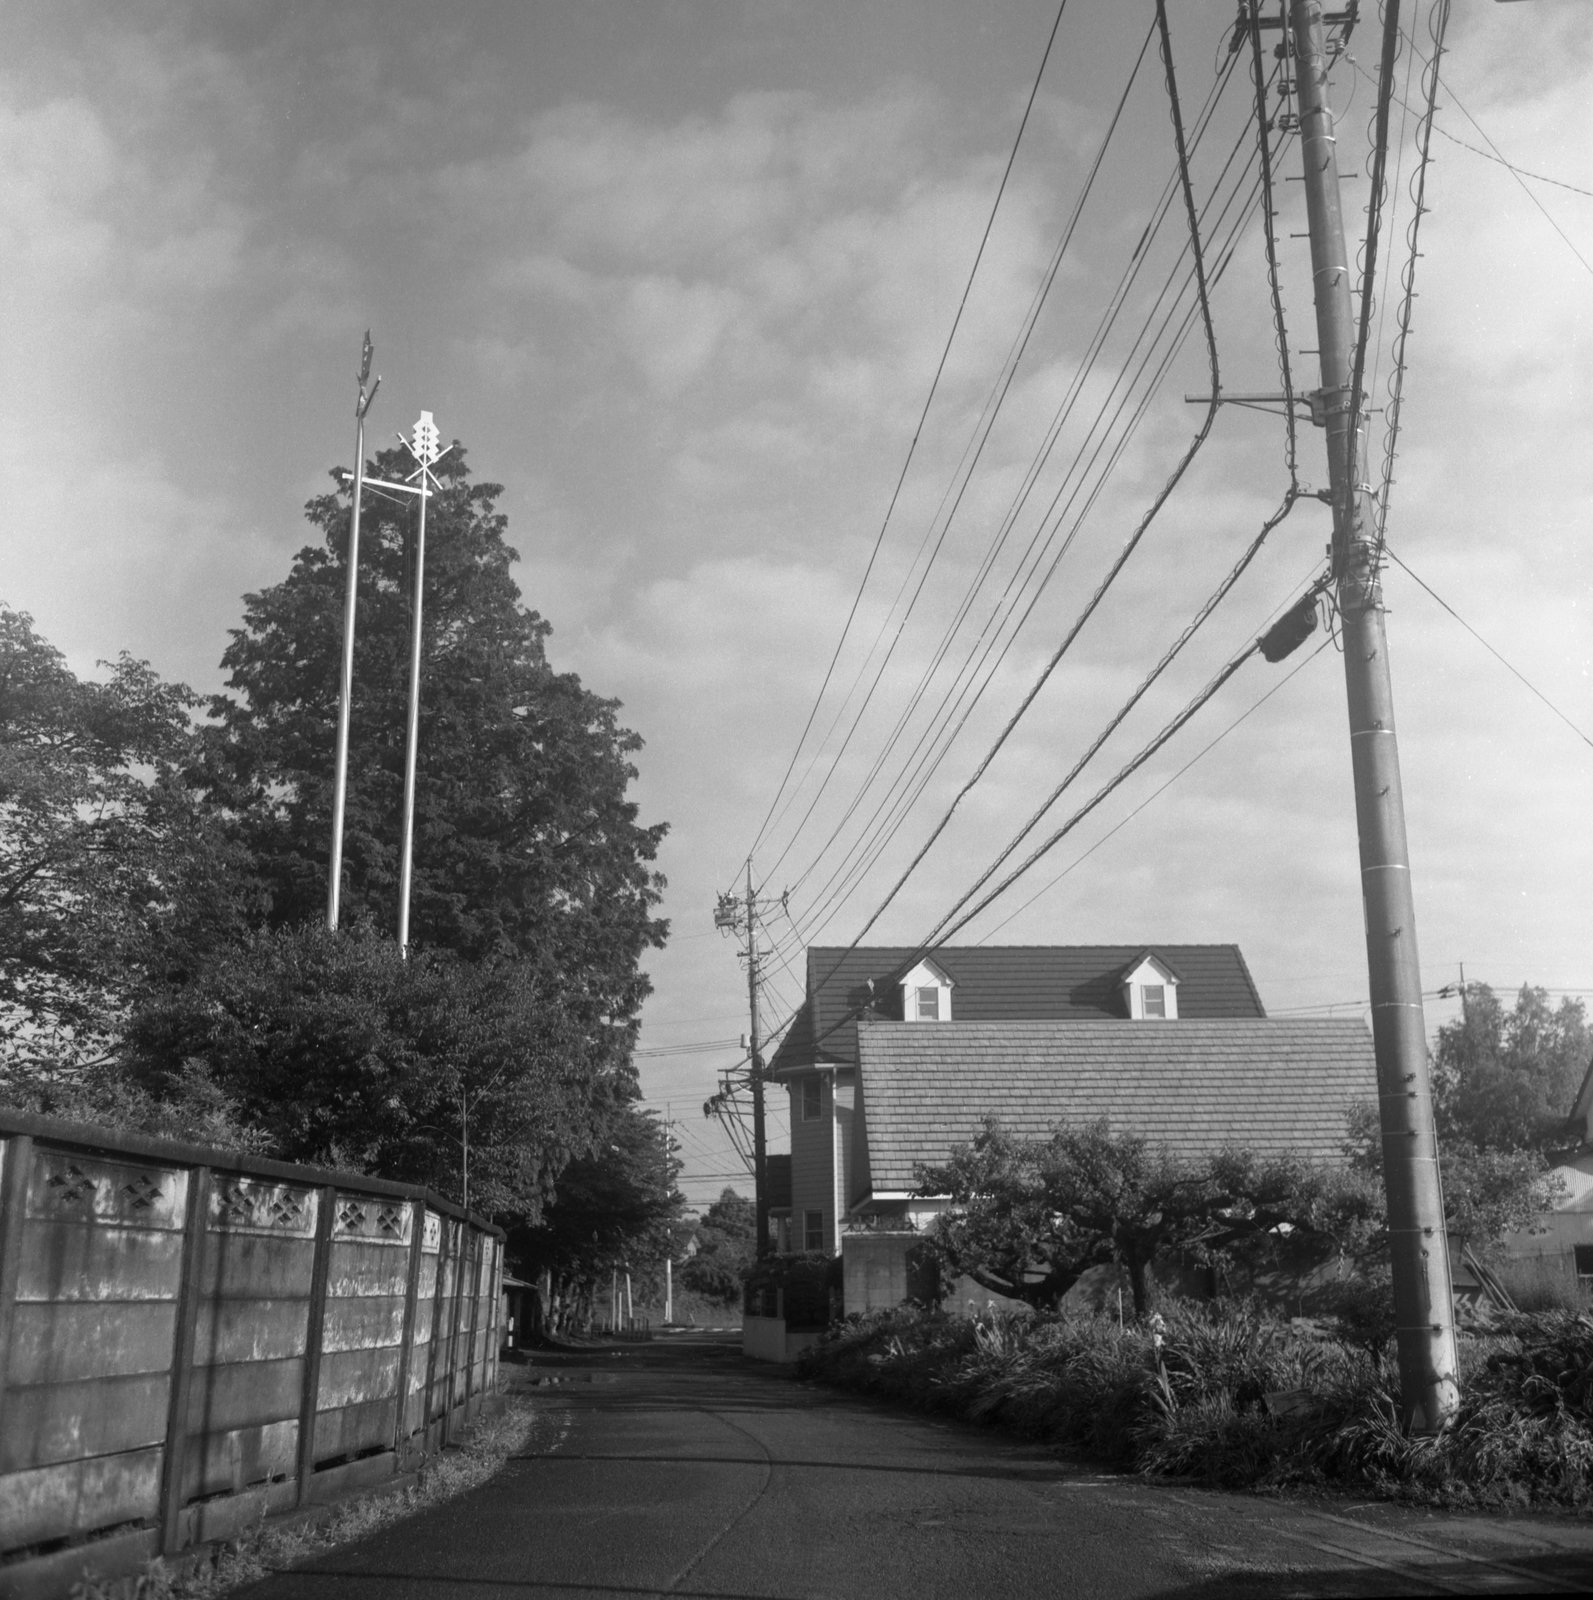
798;1298;1593;1507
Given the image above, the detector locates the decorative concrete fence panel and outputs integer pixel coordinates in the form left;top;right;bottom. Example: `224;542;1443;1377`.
0;1114;504;1600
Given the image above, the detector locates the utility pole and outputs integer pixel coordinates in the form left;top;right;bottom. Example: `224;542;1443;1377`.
714;866;786;1258
328;333;379;930
1287;0;1459;1431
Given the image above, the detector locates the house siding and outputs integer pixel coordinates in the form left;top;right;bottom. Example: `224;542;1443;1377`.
788;1075;833;1253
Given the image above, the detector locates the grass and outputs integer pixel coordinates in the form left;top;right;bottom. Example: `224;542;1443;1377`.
68;1400;539;1600
797;1299;1593;1508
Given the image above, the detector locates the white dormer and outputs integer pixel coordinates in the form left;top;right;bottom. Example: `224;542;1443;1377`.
900;957;954;1021
1120;952;1180;1020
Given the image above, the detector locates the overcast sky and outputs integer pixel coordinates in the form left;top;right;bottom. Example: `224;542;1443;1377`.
4;0;1588;1210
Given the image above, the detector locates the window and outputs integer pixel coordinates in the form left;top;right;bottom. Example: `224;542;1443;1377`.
1575;1245;1593;1286
1142;984;1167;1019
915;986;941;1020
804;1210;825;1252
800;1076;822;1121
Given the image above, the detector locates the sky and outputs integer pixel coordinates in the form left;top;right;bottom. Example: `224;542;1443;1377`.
3;0;1589;1213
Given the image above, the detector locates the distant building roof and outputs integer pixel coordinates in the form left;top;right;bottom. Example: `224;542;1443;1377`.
852;1017;1375;1196
769;944;1267;1076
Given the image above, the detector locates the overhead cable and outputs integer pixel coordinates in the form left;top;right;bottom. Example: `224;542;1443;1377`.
745;0;1075;865
837;0;1226;952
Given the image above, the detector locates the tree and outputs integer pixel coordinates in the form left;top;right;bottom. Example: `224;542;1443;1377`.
919;1120;1390;1319
512;1103;684;1333
125;922;620;1216
679;1188;756;1305
200;445;667;1075
1433;984;1590;1153
0;606;257;1106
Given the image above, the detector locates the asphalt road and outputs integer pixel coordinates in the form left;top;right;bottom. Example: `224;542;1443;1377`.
238;1332;1593;1599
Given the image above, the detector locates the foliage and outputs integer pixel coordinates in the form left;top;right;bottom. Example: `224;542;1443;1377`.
678;1188;756;1305
124;922;618;1216
916;1119;1377;1317
1433;983;1590;1153
0;606;257;1100
800;1300;1593;1507
200;445;667;1068
512;1101;684;1326
741;1251;841;1327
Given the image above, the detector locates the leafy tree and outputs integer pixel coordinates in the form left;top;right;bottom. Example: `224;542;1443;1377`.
679;1188;756;1305
512;1103;684;1333
0;606;257;1104
199;445;667;1076
917;1120;1364;1318
125;922;619;1216
1433;984;1590;1153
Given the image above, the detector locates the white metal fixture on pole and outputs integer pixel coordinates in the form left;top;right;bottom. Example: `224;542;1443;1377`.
397;411;444;955
328;333;380;931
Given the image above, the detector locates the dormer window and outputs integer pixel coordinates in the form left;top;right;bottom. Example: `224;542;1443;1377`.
1119;952;1180;1020
899;957;953;1021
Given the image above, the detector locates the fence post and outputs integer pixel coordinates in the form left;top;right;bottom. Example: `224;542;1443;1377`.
391;1199;425;1461
441;1222;470;1447
420;1213;449;1452
462;1227;482;1418
295;1184;336;1506
158;1164;212;1555
0;1135;33;1455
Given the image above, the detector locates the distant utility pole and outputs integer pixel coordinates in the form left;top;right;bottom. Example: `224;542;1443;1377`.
714;865;786;1258
1286;0;1459;1431
328;333;379;930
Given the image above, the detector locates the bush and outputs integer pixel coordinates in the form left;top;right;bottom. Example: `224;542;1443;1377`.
741;1252;841;1328
798;1299;1593;1507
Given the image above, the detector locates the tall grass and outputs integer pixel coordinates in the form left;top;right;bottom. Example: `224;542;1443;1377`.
798;1301;1593;1507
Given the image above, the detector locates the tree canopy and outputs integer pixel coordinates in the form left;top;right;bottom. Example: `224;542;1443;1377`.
1433;984;1590;1154
679;1188;756;1305
202;444;667;1057
0;605;256;1102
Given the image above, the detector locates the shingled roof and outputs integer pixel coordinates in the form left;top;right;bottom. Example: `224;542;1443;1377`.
768;944;1267;1075
852;1018;1375;1197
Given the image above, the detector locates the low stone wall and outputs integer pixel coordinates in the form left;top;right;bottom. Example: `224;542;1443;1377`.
0;1111;503;1599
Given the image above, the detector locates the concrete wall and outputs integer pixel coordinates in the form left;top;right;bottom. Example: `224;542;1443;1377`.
0;1113;502;1598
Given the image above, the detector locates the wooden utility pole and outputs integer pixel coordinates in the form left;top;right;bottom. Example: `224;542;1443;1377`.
1288;0;1459;1431
714;866;784;1258
744;862;768;1259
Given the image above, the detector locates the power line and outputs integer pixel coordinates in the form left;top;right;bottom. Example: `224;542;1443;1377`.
746;0;1076;865
758;17;1161;886
1384;546;1593;752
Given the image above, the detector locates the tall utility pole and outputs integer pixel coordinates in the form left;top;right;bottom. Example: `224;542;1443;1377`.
714;867;785;1258
1288;0;1458;1431
328;333;379;930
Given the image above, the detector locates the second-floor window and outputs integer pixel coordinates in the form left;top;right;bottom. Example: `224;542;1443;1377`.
804;1209;825;1252
915;986;941;1020
1142;984;1167;1018
800;1076;822;1120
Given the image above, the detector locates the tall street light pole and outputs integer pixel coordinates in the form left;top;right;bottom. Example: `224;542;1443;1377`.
398;411;444;955
1288;0;1459;1431
328;333;379;931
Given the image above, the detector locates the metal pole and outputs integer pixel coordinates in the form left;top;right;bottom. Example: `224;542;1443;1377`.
1288;0;1458;1431
397;468;429;955
747;862;769;1258
328;335;377;931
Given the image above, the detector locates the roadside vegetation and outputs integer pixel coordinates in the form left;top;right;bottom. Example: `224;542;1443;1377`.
799;1298;1593;1508
1;443;682;1302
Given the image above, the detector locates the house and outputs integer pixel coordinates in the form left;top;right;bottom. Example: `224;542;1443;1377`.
766;944;1377;1260
1495;1061;1593;1302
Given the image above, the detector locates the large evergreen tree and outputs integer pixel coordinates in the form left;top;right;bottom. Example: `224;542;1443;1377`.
200;443;667;1063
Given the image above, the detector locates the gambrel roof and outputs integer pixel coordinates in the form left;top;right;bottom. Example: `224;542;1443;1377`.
852;1017;1376;1198
768;944;1266;1076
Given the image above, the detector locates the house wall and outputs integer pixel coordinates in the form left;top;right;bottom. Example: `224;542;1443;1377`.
788;1075;832;1252
784;1070;856;1255
1498;1151;1593;1289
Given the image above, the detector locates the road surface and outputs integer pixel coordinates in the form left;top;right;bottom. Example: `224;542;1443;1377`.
238;1331;1593;1598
